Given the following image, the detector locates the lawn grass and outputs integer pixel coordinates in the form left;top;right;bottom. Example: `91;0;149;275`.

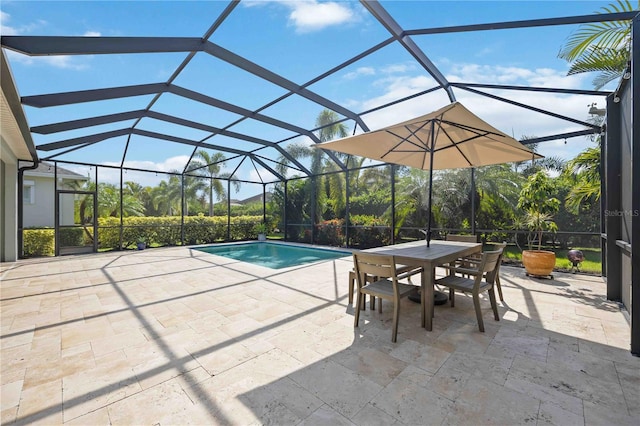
501;245;602;274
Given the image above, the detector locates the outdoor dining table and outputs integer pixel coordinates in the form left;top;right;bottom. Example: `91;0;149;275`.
366;240;482;331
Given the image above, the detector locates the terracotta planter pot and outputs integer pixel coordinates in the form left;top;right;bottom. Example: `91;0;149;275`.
522;250;555;277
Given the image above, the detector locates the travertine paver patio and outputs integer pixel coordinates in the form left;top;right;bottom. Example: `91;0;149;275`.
1;245;638;425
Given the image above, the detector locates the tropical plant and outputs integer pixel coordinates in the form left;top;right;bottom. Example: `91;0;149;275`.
564;143;601;213
253;222;269;235
187;150;240;216
558;0;639;89
517;171;561;250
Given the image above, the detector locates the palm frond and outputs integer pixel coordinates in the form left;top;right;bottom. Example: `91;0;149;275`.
558;0;637;61
567;47;628;74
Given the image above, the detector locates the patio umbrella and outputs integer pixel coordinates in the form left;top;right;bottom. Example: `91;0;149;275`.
317;101;542;246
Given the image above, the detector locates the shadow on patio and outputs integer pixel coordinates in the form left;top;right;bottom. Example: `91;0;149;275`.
1;247;637;425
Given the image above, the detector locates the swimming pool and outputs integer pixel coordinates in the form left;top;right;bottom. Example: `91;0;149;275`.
194;242;351;269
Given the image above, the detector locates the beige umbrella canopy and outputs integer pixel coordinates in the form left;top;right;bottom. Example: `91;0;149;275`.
317;101;542;245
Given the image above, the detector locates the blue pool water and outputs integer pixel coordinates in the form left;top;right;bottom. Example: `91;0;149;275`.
194;242;351;269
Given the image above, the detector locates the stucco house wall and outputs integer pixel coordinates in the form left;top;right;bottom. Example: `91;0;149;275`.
22;163;86;228
1;50;38;262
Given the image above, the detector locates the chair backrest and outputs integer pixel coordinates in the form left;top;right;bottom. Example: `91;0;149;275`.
446;234;479;243
481;245;505;285
352;252;396;281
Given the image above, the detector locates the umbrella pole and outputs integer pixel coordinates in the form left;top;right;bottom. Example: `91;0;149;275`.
426;122;435;247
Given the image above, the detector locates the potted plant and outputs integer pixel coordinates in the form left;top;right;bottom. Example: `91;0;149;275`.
517;171;560;277
254;223;268;241
136;236;147;250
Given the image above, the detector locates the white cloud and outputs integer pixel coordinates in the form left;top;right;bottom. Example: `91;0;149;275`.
6;51;90;70
350;63;599;161
0;11;17;35
0;11;47;35
1;11;98;70
87;156;193;186
343;66;375;80
381;63;416;74
248;166;277;183
284;1;356;33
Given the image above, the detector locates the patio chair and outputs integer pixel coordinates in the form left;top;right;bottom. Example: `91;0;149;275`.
435;247;504;332
353;252;418;342
439;233;481;280
452;242;507;301
349;264;422;310
445;234;480;243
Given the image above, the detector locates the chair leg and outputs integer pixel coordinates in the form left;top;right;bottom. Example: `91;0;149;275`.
450;288;455;307
488;287;500;321
495;274;504;302
391;300;400;342
472;293;485;332
348;270;355;304
354;291;362;327
370;295;376;311
378;298;382;313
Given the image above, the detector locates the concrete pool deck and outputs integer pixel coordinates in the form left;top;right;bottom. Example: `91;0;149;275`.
1;245;638;425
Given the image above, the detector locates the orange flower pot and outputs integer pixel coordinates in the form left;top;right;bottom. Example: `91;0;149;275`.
522;250;556;277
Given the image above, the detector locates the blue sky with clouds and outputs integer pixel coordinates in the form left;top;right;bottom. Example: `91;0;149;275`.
1;0;613;198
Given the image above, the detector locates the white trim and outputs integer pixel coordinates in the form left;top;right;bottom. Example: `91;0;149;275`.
23;180;35;204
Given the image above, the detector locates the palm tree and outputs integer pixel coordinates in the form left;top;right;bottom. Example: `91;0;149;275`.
558;0;639;89
274;109;349;221
564;143;601;213
188;150;227;216
151;177;181;216
312;109;349;221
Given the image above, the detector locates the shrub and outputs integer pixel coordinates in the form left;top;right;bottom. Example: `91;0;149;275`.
348;215;391;249
97;215;263;250
315;219;345;246
23;228;55;257
58;227;85;247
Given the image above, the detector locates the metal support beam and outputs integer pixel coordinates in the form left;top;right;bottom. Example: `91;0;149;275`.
3;35;368;132
251;156;285;182
471;168;476;235
456;85;599;129
283;181;288;241
262;184;267;226
405;11;638;35
450;82;610;96
345;169;350;247
227;180;231;241
390;165;395;245
22;81;346;171
361;0;455;102
520;129;601;145
631;14;640;356
21;83;167;107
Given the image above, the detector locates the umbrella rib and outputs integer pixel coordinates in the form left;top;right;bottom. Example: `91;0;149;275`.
380;121;432;160
439;119;505;137
434;129;539;157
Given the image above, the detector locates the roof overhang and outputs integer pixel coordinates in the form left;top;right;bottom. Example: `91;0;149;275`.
1;49;38;163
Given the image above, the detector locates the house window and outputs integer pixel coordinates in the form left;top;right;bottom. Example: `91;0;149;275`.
23;180;35;204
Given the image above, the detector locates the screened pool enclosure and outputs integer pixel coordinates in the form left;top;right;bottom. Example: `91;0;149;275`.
2;1;639;352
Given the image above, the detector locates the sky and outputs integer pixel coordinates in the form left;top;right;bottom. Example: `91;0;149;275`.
1;0;618;200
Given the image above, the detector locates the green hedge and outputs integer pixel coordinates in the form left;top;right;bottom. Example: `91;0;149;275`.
97;215;263;250
348;215;391;249
59;227;85;247
23;228;55;257
315;219;345;247
23;215;264;256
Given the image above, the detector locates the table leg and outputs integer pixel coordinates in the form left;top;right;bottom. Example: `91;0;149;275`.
422;266;434;330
